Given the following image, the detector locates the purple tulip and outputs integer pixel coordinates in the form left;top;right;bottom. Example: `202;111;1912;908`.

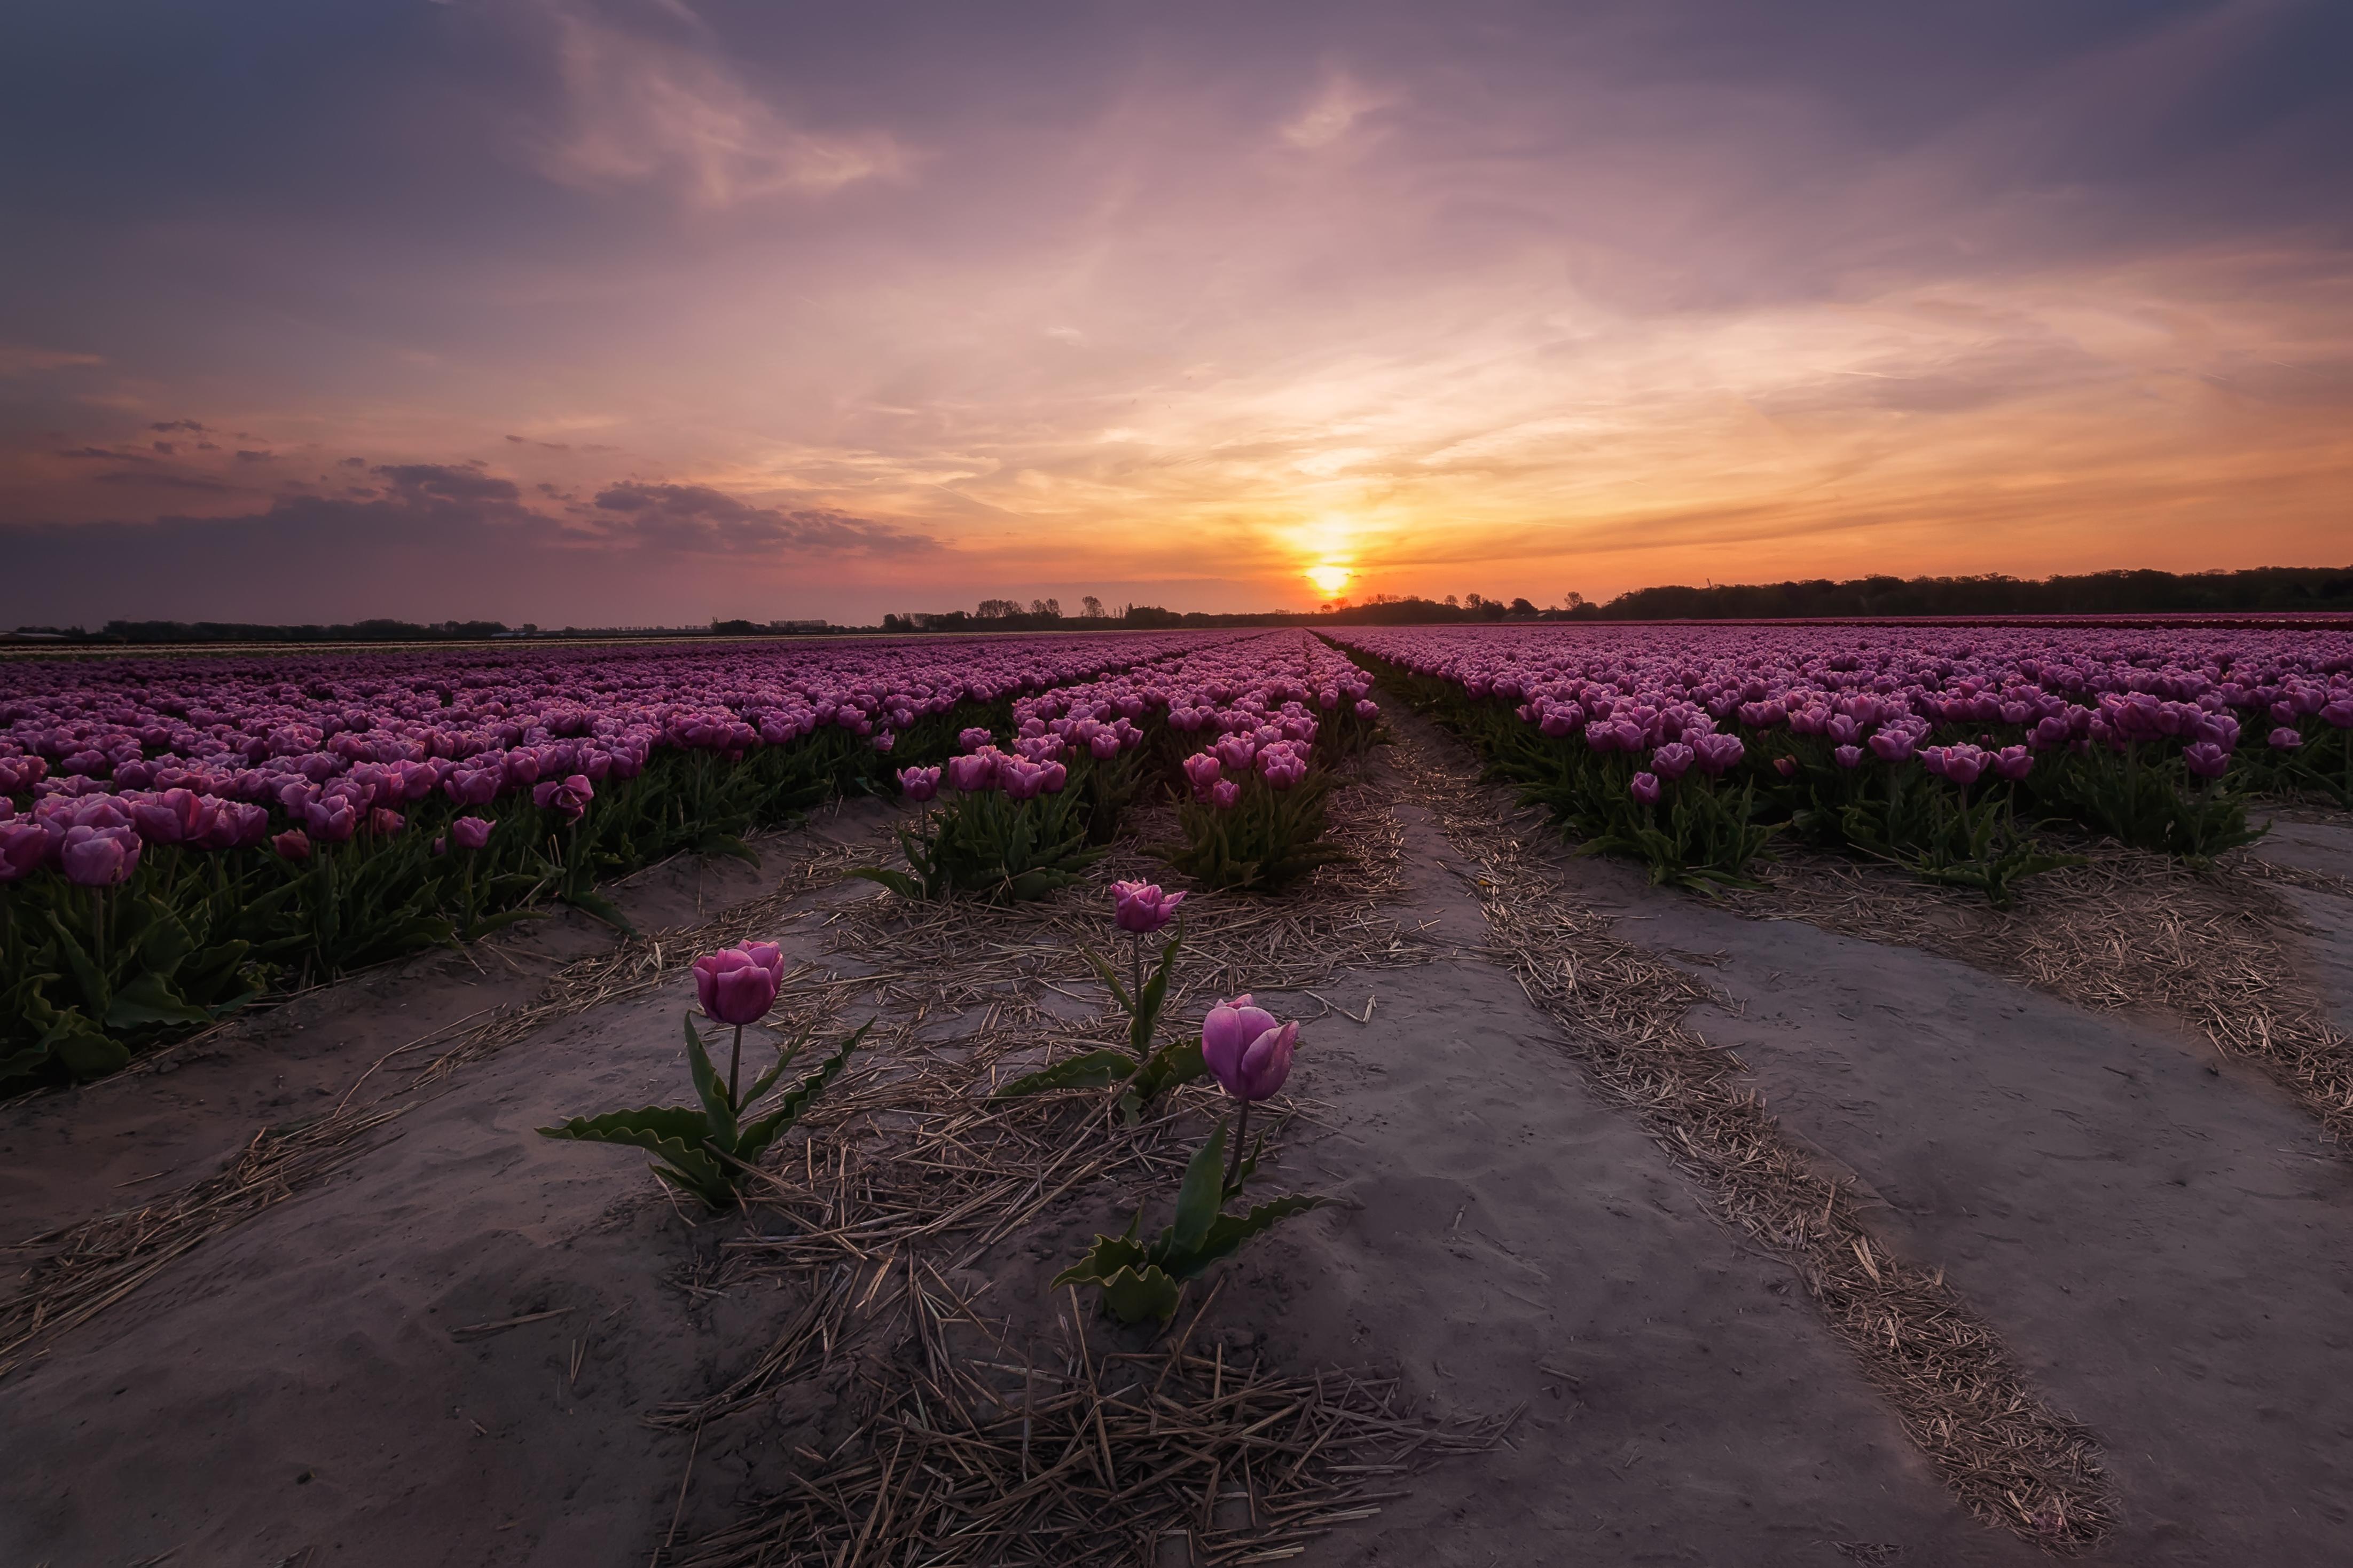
1832;744;1864;769
0;819;57;881
1940;744;1988;787
1038;760;1069;793
533;773;593;822
2321;699;2353;730
1111;880;1185;934
129;788;208;846
61;824;141;887
302;797;358;844
451;815;495;852
1630;771;1662;807
1868;729;1917;763
1690;732;1745;775
370;807;405;837
1772;756;1798;778
1649;742;1693;781
273;829;312;861
2268;726;2303;750
693;943;784;1026
1000;759;1049;801
444;768;501;807
2183;740;2230;779
1210;777;1241;810
1182;752;1225;798
1992;745;2034;781
945;752;998;793
898;766;940;802
1202;995;1297;1102
958;726;994;751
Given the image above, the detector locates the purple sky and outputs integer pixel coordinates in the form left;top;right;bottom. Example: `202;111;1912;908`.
3;1;2348;627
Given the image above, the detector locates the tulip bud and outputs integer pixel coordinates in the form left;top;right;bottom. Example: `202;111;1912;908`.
693;944;783;1026
1111;880;1185;934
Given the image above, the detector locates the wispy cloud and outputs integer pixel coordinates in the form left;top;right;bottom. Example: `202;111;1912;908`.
527;4;911;207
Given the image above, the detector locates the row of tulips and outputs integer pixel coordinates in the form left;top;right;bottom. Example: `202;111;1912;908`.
0;632;1268;1089
859;632;1386;899
543;878;1316;1328
1335;623;2353;898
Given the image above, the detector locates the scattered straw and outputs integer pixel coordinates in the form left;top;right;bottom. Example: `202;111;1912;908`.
665;1263;1512;1567
1385;718;2116;1551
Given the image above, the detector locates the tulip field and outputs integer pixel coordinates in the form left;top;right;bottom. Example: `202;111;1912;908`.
8;617;2353;1565
0;629;1377;1089
1333;621;2353;898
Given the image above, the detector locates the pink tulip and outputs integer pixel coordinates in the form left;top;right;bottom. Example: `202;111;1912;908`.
693;944;782;1026
1993;745;2034;781
129;788;208;846
532;773;594;822
451;815;495;852
1182;752;1225;798
303;797;358;843
945;752;998;793
897;765;940;802
1202;995;1297;1102
1111;880;1185;934
1000;759;1049;801
0;820;57;881
1940;744;1988;787
61;824;141;887
958;727;994;751
273;829;312;861
370;807;405;837
2183;740;2230;779
1630;771;1661;806
1209;778;1241;810
1649;743;1693;781
2268;726;2303;750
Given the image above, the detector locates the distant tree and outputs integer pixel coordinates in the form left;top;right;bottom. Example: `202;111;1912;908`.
1031;597;1062;618
1463;593;1486;609
1444;594;1460;608
976;598;1021;618
1508;597;1538;616
1080;595;1105;618
1562;590;1587;610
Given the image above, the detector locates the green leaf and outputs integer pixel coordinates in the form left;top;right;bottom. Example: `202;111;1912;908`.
991;1048;1141;1098
1050;1229;1152;1288
537;1104;710;1150
106;971;213;1031
684;1014;741;1153
132;899;199;979
1164;1194;1327;1281
44;913;111;1018
1095;1263;1185;1325
0;1042;55;1084
1135;1037;1205;1097
848;865;922;899
561;890;637;935
1169;1118;1229;1258
1082;945;1133;1015
696;830;760;868
742;1031;808;1105
1131;933;1180;1057
44;1006;129;1081
734;1021;868;1165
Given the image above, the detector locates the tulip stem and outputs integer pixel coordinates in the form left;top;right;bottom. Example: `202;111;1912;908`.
728;1024;744;1108
1130;935;1145;1029
1225;1100;1250;1191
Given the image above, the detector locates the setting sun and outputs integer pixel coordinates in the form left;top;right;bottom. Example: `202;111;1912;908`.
1306;563;1354;596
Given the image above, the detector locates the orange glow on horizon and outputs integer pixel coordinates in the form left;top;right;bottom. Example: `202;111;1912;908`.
1305;563;1354;596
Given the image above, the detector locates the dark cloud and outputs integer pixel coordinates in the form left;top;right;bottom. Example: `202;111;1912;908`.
590;482;940;556
90;470;236;492
151;441;177;455
370;462;527;506
338;455;366;467
233;448;275;462
505;434;571;450
148;419;208;433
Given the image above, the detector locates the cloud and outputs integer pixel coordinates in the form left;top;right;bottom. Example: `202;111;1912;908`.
589;482;940;555
149;419;209;433
0;345;104;376
527;6;911;208
1281;74;1392;150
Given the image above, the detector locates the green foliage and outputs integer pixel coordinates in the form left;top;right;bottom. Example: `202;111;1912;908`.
994;932;1204;1119
2025;745;2266;861
852;789;1104;903
538;1014;868;1209
0;698;1017;1092
1165;773;1350;893
1054;1117;1325;1325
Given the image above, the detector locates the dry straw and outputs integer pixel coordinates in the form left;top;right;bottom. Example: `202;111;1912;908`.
1387;722;2117;1551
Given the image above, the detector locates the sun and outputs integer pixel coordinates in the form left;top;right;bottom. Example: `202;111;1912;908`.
1305;563;1353;596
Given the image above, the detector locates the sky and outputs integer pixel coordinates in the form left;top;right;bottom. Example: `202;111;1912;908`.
2;0;2349;628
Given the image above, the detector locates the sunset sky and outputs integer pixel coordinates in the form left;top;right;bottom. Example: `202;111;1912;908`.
3;1;2348;627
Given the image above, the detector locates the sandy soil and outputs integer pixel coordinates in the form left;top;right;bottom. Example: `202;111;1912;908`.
4;719;2351;1566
